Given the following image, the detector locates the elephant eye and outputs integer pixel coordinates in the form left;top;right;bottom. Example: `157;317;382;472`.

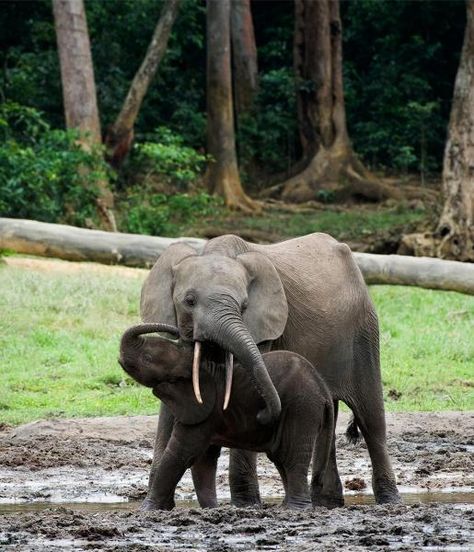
143;353;152;363
184;293;197;307
241;299;248;313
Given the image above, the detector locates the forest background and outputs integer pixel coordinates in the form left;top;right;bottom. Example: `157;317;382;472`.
0;0;467;253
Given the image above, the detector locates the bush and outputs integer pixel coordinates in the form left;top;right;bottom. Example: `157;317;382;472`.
0;102;110;226
131;127;208;190
119;189;222;236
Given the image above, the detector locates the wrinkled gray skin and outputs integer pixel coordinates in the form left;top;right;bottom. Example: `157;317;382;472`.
119;323;335;510
140;233;401;508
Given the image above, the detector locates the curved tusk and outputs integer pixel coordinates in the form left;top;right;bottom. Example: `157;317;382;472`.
192;341;203;404
223;352;234;411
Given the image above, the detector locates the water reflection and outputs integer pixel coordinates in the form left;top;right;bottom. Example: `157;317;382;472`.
0;490;473;514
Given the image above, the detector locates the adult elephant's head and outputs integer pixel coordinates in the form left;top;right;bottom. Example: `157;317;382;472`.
141;243;288;424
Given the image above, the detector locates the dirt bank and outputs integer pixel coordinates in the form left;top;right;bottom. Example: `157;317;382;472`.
0;411;472;550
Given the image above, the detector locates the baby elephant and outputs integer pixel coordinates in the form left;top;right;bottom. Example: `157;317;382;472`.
119;323;334;510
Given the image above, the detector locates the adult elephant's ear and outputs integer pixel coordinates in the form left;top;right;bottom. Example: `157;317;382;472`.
237;252;288;344
141;243;197;324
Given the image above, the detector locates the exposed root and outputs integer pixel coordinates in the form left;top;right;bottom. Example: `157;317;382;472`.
277;147;402;204
401;228;474;262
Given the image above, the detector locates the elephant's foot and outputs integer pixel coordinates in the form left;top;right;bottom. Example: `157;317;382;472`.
312;494;344;509
283;498;312;510
231;495;262;508
140;497;175;511
374;488;403;505
373;478;402;505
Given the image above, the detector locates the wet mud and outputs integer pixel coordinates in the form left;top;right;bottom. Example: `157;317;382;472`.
0;411;473;550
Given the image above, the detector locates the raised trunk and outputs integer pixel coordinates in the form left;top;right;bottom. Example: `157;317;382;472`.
206;0;259;212
207;312;281;424
120;323;179;354
52;0;116;230
280;0;391;203
230;0;258;117
105;0;181;167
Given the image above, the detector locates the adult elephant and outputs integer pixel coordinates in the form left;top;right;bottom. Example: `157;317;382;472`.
140;233;400;508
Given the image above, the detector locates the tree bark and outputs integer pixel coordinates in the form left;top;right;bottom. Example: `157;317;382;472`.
2;217;474;295
436;0;474;261
105;0;181;168
206;0;258;212
402;1;474;261
52;0;116;230
280;0;393;203
230;0;258;117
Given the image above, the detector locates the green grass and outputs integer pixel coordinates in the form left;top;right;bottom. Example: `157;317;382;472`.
0;260;472;425
186;203;427;244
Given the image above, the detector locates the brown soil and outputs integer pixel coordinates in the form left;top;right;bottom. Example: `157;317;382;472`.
0;412;473;550
4;257;148;278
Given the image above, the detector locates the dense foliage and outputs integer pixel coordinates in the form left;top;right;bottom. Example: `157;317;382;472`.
0;0;466;226
0;102;108;225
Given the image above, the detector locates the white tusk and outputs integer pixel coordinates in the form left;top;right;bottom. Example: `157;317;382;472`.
192;341;203;404
223;352;234;411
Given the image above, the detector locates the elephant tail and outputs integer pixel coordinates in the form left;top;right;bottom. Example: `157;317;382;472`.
346;415;362;445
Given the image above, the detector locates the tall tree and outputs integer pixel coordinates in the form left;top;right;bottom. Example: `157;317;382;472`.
105;0;181;168
402;1;473;261
435;0;474;261
231;0;258;117
206;0;257;211
52;0;116;230
279;0;392;203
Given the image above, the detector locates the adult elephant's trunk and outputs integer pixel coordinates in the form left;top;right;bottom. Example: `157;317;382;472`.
196;312;281;425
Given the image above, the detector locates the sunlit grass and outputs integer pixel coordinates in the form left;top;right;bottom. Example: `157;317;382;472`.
0;259;472;425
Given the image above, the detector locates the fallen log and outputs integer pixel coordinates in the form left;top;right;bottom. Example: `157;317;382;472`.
0;218;205;268
353;252;474;296
1;218;473;295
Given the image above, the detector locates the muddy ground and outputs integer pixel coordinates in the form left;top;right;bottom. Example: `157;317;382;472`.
0;411;473;550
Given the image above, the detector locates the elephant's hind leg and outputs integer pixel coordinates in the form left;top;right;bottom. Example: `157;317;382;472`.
347;403;401;504
348;329;401;504
311;400;344;508
192;445;221;508
229;449;261;507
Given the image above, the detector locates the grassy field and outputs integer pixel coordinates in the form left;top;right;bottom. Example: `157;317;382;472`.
186;203;427;245
0;257;472;425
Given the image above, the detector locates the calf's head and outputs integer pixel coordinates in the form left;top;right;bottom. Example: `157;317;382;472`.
118;323;216;424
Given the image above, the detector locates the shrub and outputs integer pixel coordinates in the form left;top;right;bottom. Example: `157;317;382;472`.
119;189;222;236
131;127;208;190
0;102;111;226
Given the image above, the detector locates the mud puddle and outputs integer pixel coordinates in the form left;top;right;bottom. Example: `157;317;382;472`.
0;411;472;550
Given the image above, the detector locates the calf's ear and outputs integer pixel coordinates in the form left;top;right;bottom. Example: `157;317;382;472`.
153;372;216;425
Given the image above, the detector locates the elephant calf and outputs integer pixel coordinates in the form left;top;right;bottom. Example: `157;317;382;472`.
119;322;334;510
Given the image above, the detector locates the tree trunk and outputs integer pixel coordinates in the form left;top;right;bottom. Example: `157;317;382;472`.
52;0;116;230
402;1;474;261
436;0;474;261
206;0;258;212
230;0;258;117
105;0;181;168
280;0;395;203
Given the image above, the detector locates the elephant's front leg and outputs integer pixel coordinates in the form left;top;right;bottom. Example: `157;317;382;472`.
191;445;221;508
229;449;261;507
144;423;210;510
142;403;175;511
